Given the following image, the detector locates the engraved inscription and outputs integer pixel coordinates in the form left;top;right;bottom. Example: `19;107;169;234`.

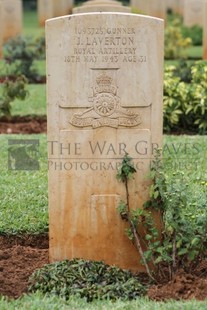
70;70;142;129
64;27;147;64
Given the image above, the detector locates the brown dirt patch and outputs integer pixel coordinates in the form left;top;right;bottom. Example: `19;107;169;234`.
0;234;48;299
0;234;207;301
0;116;47;134
148;266;207;301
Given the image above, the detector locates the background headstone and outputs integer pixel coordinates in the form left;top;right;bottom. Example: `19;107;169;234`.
47;12;164;271
53;0;70;16
203;0;207;59
130;0;166;20
0;0;3;58
38;0;54;26
73;0;131;13
183;0;204;27
2;0;23;42
167;0;184;15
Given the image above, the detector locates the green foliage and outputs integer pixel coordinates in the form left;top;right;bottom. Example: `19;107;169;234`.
163;61;207;133
28;259;146;302
182;25;203;46
173;59;193;83
116;154;136;183
3;35;45;82
117;149;207;280
164;19;192;59
0;75;28;119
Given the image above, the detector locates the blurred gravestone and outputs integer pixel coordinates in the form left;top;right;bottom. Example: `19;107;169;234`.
167;0;183;15
46;13;164;271
130;0;166;20
53;0;72;16
0;0;3;57
73;0;130;13
2;0;22;42
38;0;54;26
183;0;204;27
203;0;207;59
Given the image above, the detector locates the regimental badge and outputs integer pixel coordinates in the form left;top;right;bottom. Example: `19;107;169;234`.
70;71;142;129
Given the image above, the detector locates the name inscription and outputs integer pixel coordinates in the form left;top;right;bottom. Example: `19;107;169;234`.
64;27;147;64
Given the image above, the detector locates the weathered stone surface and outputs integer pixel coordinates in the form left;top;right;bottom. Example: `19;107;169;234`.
73;0;130;13
38;0;54;26
203;0;207;59
130;0;166;20
2;0;22;42
183;0;204;27
46;13;163;271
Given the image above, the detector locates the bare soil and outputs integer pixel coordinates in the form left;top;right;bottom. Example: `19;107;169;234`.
0;116;47;134
0;235;207;301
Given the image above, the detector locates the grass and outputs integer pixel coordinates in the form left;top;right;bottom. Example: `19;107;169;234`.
1;294;207;309
0;134;48;234
186;45;202;59
23;10;45;38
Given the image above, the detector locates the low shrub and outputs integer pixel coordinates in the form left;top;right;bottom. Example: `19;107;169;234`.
117;152;207;281
0;75;28;119
28;259;146;302
182;25;203;46
163;61;207;133
3;35;45;82
164;19;192;59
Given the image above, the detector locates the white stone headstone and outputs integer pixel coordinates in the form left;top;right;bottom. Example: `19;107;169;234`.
2;0;22;42
46;12;164;271
183;0;204;27
38;0;54;26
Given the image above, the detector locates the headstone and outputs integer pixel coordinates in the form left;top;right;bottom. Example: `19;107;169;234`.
167;0;184;15
73;0;131;13
2;0;23;42
46;13;164;271
183;0;204;27
130;0;166;20
53;0;69;16
0;1;3;58
203;0;207;59
38;0;54;26
67;0;74;14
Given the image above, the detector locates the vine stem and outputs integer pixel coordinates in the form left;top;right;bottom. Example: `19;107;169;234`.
124;178;157;283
